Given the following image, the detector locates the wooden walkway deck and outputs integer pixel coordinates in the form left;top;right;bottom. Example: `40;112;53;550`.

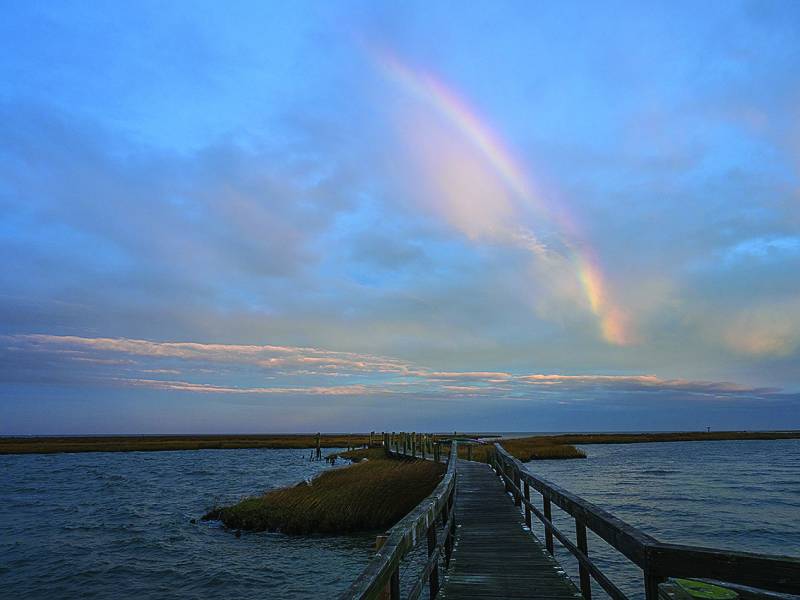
440;460;580;600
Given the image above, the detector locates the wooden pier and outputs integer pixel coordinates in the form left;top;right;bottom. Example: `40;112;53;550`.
340;433;800;600
440;459;578;599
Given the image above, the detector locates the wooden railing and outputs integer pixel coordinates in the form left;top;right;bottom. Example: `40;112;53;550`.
339;437;458;600
492;443;800;600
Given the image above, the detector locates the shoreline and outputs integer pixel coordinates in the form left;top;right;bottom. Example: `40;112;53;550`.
1;430;798;455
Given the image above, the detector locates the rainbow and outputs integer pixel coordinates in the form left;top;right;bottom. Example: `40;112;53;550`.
372;49;633;345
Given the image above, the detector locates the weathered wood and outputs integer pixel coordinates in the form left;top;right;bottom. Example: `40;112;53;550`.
495;444;654;566
524;481;532;529
493;442;800;600
543;497;554;554
646;543;800;596
428;522;440;598
576;519;591;600
340;440;458;600
439;460;579;599
345;435;800;600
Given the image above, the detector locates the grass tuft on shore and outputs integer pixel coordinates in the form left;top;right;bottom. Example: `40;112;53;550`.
203;452;444;534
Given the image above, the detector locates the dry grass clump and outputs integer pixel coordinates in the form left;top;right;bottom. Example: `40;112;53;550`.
457;438;586;463
501;438;587;460
0;434;371;455
203;454;444;534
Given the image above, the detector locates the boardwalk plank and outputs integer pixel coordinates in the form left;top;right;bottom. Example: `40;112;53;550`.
440;460;580;600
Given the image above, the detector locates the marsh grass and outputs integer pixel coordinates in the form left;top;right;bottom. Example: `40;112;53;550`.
203;452;444;534
459;438;586;462
0;434;371;455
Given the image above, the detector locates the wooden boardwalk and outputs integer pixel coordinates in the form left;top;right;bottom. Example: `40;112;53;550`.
343;435;800;600
440;460;580;600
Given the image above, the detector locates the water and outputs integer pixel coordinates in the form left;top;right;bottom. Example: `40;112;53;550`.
2;441;798;599
521;439;800;598
0;448;372;599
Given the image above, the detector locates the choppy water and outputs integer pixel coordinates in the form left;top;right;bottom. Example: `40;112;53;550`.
0;448;372;599
1;441;798;599
522;439;800;598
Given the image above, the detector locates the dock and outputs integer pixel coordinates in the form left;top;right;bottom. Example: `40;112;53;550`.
340;433;800;600
440;459;578;599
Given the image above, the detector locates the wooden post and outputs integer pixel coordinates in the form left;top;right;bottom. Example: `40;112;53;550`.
390;566;400;600
576;519;591;599
445;487;456;568
467;444;472;461
644;573;664;600
315;432;321;460
514;469;522;507
403;434;407;455
412;432;416;457
421;435;426;459
543;497;554;554
375;535;390;600
427;522;440;597
524;481;532;529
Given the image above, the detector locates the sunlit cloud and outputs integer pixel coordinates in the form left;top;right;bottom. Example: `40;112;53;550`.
120;379;384;396
12;334;414;375
3;334;781;401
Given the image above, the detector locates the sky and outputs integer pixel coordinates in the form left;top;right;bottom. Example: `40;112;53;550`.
2;1;800;434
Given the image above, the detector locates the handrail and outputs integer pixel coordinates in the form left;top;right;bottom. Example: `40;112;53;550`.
339;439;458;600
492;443;800;600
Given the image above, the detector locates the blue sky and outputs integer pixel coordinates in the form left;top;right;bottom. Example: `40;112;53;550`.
2;1;800;433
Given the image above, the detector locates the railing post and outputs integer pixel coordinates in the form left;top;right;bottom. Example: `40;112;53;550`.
390;566;400;600
375;535;394;600
427;521;440;597
644;571;664;600
576;519;591;599
543;496;554;555
467;444;472;461
514;468;522;507
524;481;531;529
445;485;456;568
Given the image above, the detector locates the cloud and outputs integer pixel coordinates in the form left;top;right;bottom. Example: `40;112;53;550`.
119;378;383;396
2;334;782;402
10;334;415;376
